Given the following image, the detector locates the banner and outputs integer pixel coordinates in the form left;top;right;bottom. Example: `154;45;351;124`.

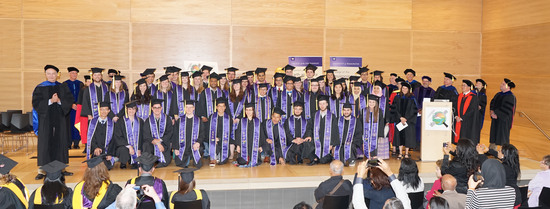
424;105;452;131
288;56;323;79
183;61;219;73
329;56;362;78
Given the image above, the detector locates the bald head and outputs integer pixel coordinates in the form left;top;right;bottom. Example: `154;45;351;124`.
330;160;344;176
441;174;457;191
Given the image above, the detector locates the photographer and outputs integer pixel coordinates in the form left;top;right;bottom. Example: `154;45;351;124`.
107;184;165;209
465;159;515;209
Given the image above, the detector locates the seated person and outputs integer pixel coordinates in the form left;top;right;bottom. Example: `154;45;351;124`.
29;161;73;209
314;160;353;209
170;168;211;209
125;153;169;208
0;155;29;209
74;155;122;209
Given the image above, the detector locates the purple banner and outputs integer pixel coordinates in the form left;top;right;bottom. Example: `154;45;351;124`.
288;56;323;67
330;57;362;67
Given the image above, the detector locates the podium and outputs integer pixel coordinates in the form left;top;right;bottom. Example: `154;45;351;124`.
420;100;453;161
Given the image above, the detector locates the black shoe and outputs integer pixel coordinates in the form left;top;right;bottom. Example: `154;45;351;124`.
35;174;45;180
62;171;73;176
74;145;80;149
120;163;127;169
68;146;72;150
307;159;318;166
131;164;139;169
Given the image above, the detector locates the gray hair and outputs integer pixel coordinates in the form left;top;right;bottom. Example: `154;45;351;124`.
116;186;137;209
330;160;344;175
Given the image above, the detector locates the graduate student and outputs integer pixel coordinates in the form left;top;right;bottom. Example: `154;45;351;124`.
74;155;122;209
285;101;308;165
0;155;29;209
104;75;129;122
126;153;169;209
261;107;289;165
303;95;340;165
29;161;73;209
113;101;143;169
334;102;363;166
142;99;174;168
87;102;117;169
173;99;204;169
234;102;264;167
205;97;233;167
169;168;211;209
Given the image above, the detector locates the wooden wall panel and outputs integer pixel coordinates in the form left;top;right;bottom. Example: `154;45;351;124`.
0;19;21;69
0;0;21;18
325;29;411;71
22;0;130;21
413;0;482;32
0;70;22;110
326;0;412;29
483;0;550;31
131;0;230;24
412;32;481;75
231;0;325;26
22;71;46;112
132;23;230;72
232;26;324;73
23;20;130;71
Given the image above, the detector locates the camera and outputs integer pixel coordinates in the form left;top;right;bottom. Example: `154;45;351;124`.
472;172;484;188
367;159;379;167
133;186;144;196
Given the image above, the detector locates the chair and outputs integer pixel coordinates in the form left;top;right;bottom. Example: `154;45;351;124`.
539;187;550;208
34;204;65;209
408;191;424;209
323;195;350;209
519;186;529;207
173;200;202;209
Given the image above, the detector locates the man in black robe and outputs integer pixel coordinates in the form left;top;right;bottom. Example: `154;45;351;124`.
285;101;307;165
304;95;340;165
125;152;169;209
453;80;480;144
234;102;265;167
254;83;272;123
114;101;143;169
197;73;225;122
32;64;74;180
434;72;459;104
261;107;289;165
88;102;117;170
336;102;363;166
143;99;174;168
173;100;204;169
269;73;285;109
302;78;321;120
489;78;517;149
205;97;233;167
81;67;108;120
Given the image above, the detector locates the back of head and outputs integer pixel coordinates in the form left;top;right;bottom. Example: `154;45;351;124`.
428;196;449;209
116;186;137;209
544;155;550;168
398;158;421;190
440;174;457;191
330;160;344;176
383;197;404;209
454;138;479;175
500;144;521;177
42;176;69;204
481;159;506;189
83;163;110;198
293;201;312;209
369;167;391;190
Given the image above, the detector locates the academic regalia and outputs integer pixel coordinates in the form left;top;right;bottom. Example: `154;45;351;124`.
361;107;385;158
433;85;458;103
303;110;340;164
454;91;480;144
29;161;73;209
104;90;129;119
72;180;121;209
387;84;398;94
359;81;372;95
270;88;300;121
335;115;363;164
29;186;72;209
234;118;264;167
205;112;232;165
173;115;205;168
87;117;116;169
32;81;74;166
153;89;178;118
329;96;346;118
175;86;196;117
169;168;211;209
285;114;307;164
476;90;488;130
64;79;84;146
413;85;436;144
197;88;225;119
148;83;158;96
261;119;290;165
348;94;367;117
143;113;174;168
126;175;169;209
302;91;319;120
76;84;89;145
406;80;421;92
81;82;109;118
387;90;400;145
489;91;516;145
392;94;418;148
254;95;273;123
0;155;29;209
113;115;143;167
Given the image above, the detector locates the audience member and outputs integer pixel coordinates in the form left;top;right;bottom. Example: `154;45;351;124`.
465;159;516;209
425;159;443;203
442;139;480;194
428;196;449;209
527;154;550;207
314;160;352;209
397;158;424;193
438;174;466;209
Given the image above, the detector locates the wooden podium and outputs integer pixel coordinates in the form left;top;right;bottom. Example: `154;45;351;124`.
420;100;453;161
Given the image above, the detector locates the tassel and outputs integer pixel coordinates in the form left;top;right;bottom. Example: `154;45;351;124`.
125;105;128;118
133;83;137;96
179;73;182;86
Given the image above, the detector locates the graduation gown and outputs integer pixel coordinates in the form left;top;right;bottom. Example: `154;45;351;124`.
113;116;143;165
204;113;233;164
304;110;340;163
254;96;273;123
302;91;319;120
143;114;174;167
88;117;116;168
392;95;418;148
81;82;108;117
406;80;421;92
261;120;290;164
489;91;516;145
476;90;488;130
348;94;367;117
284;115;307;164
234;118;264;167
454;91;480;144
64;79;83;142
29;186;73;209
72;180;121;209
197;88;225;119
172;116;205;168
32;81;74;166
361;109;385;157
104;90;129;119
126;175;169;209
169;189;210;209
0;179;28;209
335;116;363;163
76;85;89;144
434;85;458;104
413;86;435;143
329;96;346;119
153;90;178;118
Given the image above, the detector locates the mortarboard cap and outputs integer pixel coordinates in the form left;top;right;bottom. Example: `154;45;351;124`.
293;101;304;107
98;102;111;108
113;75;123;80
373;80;385;88
84;75;91;80
244;101;255;108
284;76;295;83
443;72;456;81
246;71;255;76
390;73;398;77
108;69;118;75
216;97;228;105
158;74;169;82
125;101;137;108
353;82;363;87
463;80;474;89
41;160;68;180
367;94;380;101
274;73;285;79
504;78;515;89
151;98;164;106
180;71;189;77
272;107;286;116
293;77;301;82
209;72;220;80
240;75;248;80
404;69;416;76
395;77;405;84
91;67;104;74
44;65;60;72
192;71;202;78
68;67;79;73
0;155;17;175
258;83;269;89
342;102;353;109
232;78;242;84
255;67;267;74
284;65;295;71
83;154;106;168
164;66;181;73
317;94;330;102
183;99;197;106
476;79;487;88
316;75;326;81
422;76;432;82
135;152;159;168
219;73;227;78
136;78;146;85
356;67;369;74
349;76;360;81
174;168;198;184
305;64;318;72
225;67;239;72
370;70;384;76
142;68;156;75
326;69;337;74
401;82;411;89
201;65;213;72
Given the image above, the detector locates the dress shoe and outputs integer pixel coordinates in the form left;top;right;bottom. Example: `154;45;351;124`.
307;159;318;166
35;174;45;180
120;163;127;169
209;160;216;167
62;171;73;176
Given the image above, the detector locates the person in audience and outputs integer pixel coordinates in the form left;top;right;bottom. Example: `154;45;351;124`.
527;154;550;207
29;160;73;209
0;155;29;209
74;155;122;209
125;153;169;208
428;196;449;209
352;159;411;209
397;158;424;193
425;159;443;203
170;168;210;209
293;201;313;209
442;139;480;194
107;184;164;209
438;174;466;209
314;160;353;209
465;159;516;209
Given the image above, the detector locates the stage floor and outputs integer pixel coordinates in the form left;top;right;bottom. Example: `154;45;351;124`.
4;117;547;191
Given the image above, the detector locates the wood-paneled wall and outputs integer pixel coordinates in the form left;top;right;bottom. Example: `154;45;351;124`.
0;0;482;112
482;0;550;134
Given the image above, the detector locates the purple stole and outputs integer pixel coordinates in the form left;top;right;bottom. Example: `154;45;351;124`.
330;97;346;117
379;95;387;118
209;112;230;162
205;88;223;117
190;87;197;101
148;114;167;163
88;82;108;117
155;90;173;115
348;94;366;116
335;116;356;162
86;117;115;165
266;120;288;165
282;90;299;121
313;111;333;158
240;118;261;167
255;96;271;122
229;97;245;140
178;116;201;164
176;86;185;116
137;103;150;120
360;81;372;91
303;78;312;92
303;91;317;120
149;84;157;95
362;110;379;158
288;115;307;138
124;116;140;164
109;91;126;115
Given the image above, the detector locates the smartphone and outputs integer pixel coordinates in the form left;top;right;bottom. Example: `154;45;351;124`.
367;159;379;167
443;142;448;147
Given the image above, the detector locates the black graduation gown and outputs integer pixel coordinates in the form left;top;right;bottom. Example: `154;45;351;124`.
90;119;117;168
74;180;122;209
337;117;363;162
392;95;418;148
454;92;480;143
154;90;178;118
434;85;458;105
142;114;174;167
197;88;225;119
285;115;307;164
302;92;319;119
126;175;169;208
477;91;488;127
104;90;129;119
203;114;233;164
171;190;211;209
81;82;108;117
28;187;73;209
489;91;516;145
172;116;206;167
256;96;273;122
234;118;264;165
260;120;290;162
32;82;73;166
304;111;340;163
113;117;143;165
0;181;27;209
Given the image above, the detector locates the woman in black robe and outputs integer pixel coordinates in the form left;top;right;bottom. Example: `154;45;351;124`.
29;161;73;209
170;168;210;209
234;102;265;167
392;83;418;159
